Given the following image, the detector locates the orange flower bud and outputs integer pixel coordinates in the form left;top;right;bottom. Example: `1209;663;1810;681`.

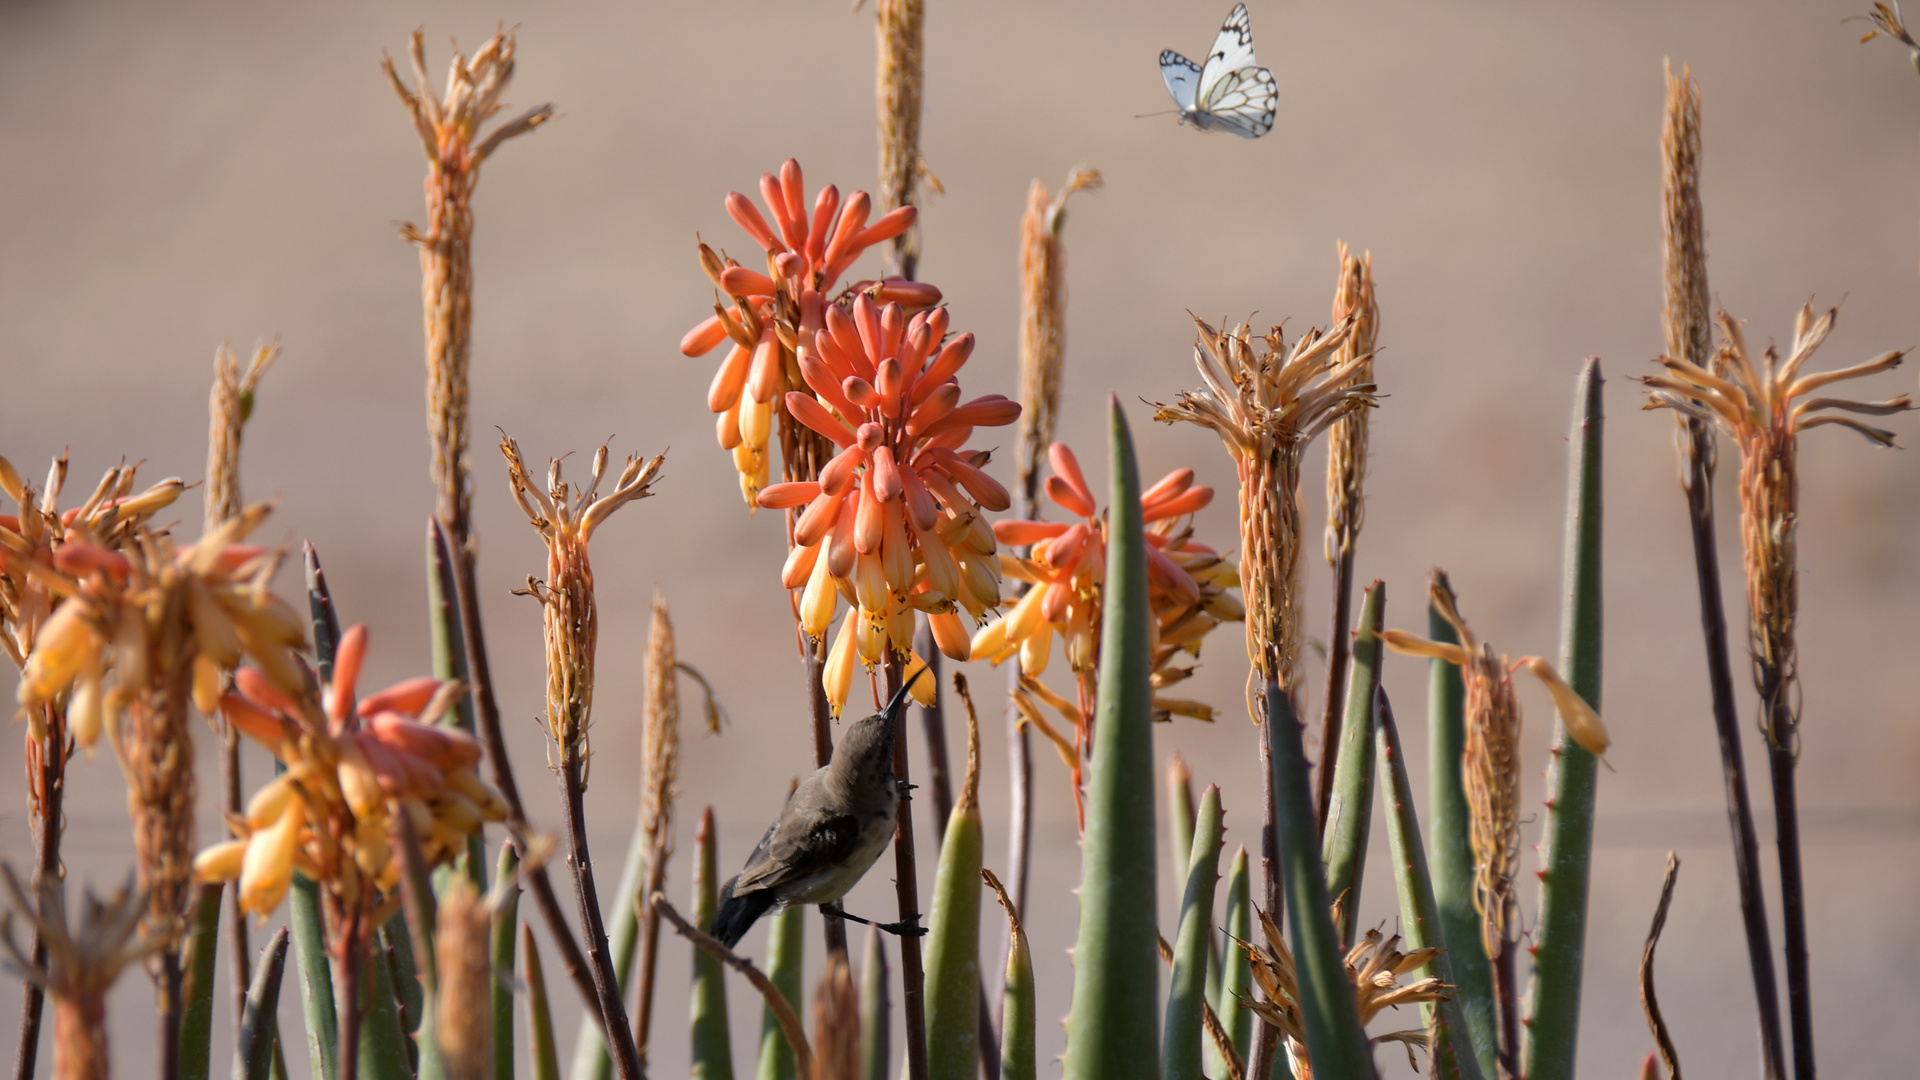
823;609;860;716
358;676;441;718
194;838;247;883
782;541;822;591
927;609;971;661
1046;476;1096;519
708;343;753;412
1141;485;1214;523
239;800;303;915
681;314;729;357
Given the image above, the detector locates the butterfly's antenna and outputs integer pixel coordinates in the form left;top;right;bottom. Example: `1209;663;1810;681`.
1135;108;1181;119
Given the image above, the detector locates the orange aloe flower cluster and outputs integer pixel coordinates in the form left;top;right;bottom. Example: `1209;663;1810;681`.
752;293;1019;715
680;158;937;504
966;442;1240;816
194;624;506;916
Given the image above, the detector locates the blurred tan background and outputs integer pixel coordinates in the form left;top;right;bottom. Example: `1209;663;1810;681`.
3;0;1918;1076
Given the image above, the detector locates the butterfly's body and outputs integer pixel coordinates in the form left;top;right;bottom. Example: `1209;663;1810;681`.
1160;3;1277;139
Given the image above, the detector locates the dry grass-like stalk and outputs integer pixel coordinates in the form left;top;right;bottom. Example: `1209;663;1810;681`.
204;337;277;1029
875;0;926;279
0;869;159;1080
204;340;278;533
1322;246;1378;568
387;28;553;550
501;435;663;1080
1645;305;1911;740
1639;853;1683;1080
1153;314;1369;704
631;590;681;1056
501;438;666;772
1015;166;1103;498
1645;303;1910;1078
810;953;861;1080
434;877;494;1080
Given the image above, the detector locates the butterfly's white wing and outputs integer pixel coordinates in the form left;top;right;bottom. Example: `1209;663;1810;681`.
1198;64;1277;139
1160;49;1203;110
1196;3;1258;99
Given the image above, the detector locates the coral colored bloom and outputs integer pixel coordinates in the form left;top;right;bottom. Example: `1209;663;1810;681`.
195;624;507;916
684;159;942;507
758;292;1017;715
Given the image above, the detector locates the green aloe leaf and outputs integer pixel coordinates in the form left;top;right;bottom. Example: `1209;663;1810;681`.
1060;398;1160;1080
1266;685;1370;1079
297;547;341;1080
356;930;414;1080
1207;847;1251;1077
756;902;806;1080
426;519;485;889
1320;581;1384;948
1163;785;1223;1080
983;873;1032;1080
1425;579;1496;1077
691;808;735;1080
493;843;521;1080
860;925;891;1080
234;927;291;1080
180;882;223;1080
1376;689;1487;1080
525;923;562;1080
923;680;984;1080
1524;357;1605;1080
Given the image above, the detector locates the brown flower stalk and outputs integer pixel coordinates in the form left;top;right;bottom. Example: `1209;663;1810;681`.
1315;246;1378;831
386;28;553;552
1153;314;1369;703
435;877;494;1080
0;869;160;1080
503;435;665;1080
1001;164;1099;943
1154;313;1367;1079
1658;62;1785;1080
1015;167;1103;496
204;338;277;1034
631;591;681;1059
1645;303;1911;1080
875;0;927;279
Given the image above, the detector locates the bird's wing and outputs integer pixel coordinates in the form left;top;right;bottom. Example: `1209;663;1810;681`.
731;776;866;894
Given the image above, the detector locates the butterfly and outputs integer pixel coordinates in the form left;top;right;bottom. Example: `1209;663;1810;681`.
1159;3;1278;138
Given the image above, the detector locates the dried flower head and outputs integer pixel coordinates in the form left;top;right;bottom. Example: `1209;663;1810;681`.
385;27;553;541
1855;2;1920;73
0;868;160;1080
205;341;279;533
1384;573;1611;957
192;624;506;917
501;437;666;772
434;876;494;1080
1644;305;1911;748
682;159;933;503
1153;315;1371;708
12;493;302;950
753;294;1018;715
1236;906;1453;1078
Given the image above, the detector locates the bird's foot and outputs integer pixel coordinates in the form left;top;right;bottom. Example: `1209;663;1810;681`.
875;913;928;938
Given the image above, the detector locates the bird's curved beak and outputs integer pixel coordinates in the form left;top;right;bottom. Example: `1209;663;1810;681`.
882;666;929;721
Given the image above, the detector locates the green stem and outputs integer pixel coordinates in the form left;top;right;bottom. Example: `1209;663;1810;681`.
1266;685;1371;1079
1319;581;1383;948
1523;357;1604;1080
1163;786;1223;1080
1060;399;1160;1080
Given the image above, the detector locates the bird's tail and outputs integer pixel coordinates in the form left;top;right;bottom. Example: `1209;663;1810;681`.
710;876;778;948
